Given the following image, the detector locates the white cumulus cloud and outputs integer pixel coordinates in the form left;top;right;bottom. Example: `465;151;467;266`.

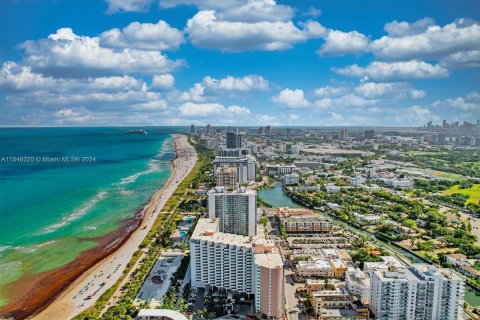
432;91;480;111
104;0;153;13
20;28;184;77
318;30;370;56
272;88;310;108
371;19;480;60
333;60;449;81
150;74;175;90
383;18;436;37
185;10;326;51
100;21;184;51
202;75;269;92
178;102;250;116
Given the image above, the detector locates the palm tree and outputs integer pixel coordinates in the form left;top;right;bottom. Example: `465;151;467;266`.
324;277;334;290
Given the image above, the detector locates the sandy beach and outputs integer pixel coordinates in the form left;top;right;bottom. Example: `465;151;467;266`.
0;134;197;320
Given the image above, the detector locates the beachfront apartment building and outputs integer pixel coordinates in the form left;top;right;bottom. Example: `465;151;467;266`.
215;166;239;191
207;186;257;236
190;218;284;319
213;155;257;183
369;264;464;320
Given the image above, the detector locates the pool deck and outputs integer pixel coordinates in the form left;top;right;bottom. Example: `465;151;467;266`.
135;251;184;307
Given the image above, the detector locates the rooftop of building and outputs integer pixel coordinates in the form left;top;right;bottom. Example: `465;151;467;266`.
346;268;371;286
298;258;332;270
136;309;188;320
311;287;354;300
363;256;405;271
315;308;367;318
254;251;283;269
216;166;238;174
411;263;464;281
209;186;256;195
371;266;419;282
330;258;347;269
276;207;314;215
283;215;331;222
191;218;274;248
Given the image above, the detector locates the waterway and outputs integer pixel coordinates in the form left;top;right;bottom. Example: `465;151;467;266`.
258;184;480;307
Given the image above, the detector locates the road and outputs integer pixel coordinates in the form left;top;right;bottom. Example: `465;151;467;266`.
284;269;308;320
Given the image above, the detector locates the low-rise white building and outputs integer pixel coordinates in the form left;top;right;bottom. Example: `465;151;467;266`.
349;176;366;186
291;145;301;154
345;268;371;304
284;173;299;185
325;183;341;193
354;212;382;224
297;259;333;277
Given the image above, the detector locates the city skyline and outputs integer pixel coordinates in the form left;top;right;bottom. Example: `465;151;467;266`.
0;0;479;127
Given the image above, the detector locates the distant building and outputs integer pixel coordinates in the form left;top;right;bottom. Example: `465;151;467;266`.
294;161;321;169
191;124;196;134
338;128;348;140
279;165;296;174
206;124;212;134
208;186;257;236
265;125;271;135
219;148;251;157
445;253;468;265
354;212;381;224
349;176;366;186
283;173;299;185
365;130;375;139
374;177;413;189
326;183;341;193
291;145;301;154
226;132;242;148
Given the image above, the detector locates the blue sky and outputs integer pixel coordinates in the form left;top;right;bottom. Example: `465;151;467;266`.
0;0;479;126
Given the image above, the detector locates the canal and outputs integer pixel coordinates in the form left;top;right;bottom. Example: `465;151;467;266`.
258;184;480;307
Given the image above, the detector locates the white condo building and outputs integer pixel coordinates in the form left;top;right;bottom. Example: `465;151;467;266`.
369;264;464;320
208;186;257;236
190;219;284;319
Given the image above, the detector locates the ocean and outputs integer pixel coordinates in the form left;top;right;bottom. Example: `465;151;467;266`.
0;127;184;306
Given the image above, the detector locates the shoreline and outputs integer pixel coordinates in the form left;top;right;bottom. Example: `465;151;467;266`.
0;134;197;320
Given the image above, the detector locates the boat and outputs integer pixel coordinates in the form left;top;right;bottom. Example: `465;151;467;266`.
127;130;148;135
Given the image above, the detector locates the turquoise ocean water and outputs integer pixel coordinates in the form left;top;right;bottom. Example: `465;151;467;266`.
0;127;184;305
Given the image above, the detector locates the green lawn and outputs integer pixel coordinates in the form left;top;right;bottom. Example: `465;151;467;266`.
442;184;480;204
430;170;464;181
